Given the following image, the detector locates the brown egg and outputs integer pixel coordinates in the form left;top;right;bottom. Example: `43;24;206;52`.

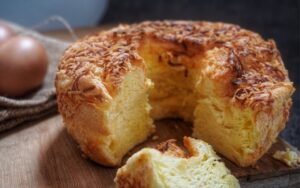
0;21;15;46
0;36;48;96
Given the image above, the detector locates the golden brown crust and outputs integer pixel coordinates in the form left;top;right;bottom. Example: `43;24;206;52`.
155;139;186;158
115;153;151;188
56;20;293;112
56;20;294;167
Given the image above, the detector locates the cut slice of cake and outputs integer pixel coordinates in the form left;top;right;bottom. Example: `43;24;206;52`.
115;137;240;188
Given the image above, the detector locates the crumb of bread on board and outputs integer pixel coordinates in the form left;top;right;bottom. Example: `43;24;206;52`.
273;148;300;167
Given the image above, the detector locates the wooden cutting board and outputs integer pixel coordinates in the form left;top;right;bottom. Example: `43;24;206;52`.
0;114;299;188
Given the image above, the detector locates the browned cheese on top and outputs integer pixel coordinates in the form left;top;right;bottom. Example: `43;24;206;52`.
57;21;293;111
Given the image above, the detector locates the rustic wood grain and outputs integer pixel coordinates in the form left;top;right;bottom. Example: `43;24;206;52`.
0;114;299;188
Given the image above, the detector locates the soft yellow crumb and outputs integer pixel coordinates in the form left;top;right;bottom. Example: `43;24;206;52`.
273;148;300;167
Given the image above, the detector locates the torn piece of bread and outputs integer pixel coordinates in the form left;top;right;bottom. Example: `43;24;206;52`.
115;137;240;188
273;148;300;167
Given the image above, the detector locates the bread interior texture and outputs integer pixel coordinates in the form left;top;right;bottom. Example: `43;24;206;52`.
106;68;155;164
115;137;240;188
140;39;253;164
149;140;238;188
139;38;199;122
138;38;285;167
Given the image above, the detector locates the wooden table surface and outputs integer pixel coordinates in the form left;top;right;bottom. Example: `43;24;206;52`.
1;27;300;188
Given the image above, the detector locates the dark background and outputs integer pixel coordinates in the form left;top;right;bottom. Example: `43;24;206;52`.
102;0;300;148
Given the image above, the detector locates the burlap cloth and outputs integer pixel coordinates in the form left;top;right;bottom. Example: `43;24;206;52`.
0;21;71;132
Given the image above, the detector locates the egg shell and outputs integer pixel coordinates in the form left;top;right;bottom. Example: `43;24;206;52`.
0;36;48;96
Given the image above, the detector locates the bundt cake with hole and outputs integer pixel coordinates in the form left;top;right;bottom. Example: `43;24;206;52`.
115;137;240;188
55;21;294;167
